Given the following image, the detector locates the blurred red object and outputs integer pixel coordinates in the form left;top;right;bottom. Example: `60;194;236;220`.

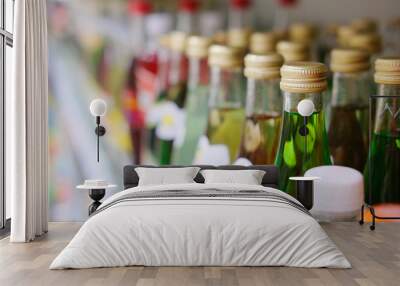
179;0;199;12
278;0;298;7
230;0;252;9
128;0;153;15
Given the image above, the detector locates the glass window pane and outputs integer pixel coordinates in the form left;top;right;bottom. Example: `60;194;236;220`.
5;44;13;219
0;1;3;29
6;0;14;33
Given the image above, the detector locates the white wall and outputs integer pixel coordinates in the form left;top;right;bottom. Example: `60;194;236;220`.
254;0;400;27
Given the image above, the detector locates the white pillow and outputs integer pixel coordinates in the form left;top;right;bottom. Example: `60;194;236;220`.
135;167;200;186
200;169;266;185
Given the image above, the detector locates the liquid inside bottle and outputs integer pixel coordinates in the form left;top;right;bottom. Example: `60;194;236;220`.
238;113;282;164
328;69;370;172
364;71;400;218
276;104;331;195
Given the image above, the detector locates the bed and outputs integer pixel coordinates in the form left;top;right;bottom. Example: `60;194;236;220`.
50;165;350;269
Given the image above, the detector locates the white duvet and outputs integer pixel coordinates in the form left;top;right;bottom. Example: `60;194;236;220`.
50;183;350;269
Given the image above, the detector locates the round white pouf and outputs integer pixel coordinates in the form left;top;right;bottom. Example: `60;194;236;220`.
305;166;364;221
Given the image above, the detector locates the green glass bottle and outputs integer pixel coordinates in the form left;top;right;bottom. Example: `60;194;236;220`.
237;53;283;164
328;49;370;172
194;45;245;164
173;36;211;164
275;62;332;196
364;57;400;214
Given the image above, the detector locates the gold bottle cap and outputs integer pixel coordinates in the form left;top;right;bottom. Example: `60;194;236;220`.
374;57;400;84
325;23;339;37
186;36;212;58
330;49;370;73
227;28;252;49
159;34;170;48
244;53;284;79
336;25;356;47
351;18;377;33
348;33;382;54
276;41;310;62
208;45;244;69
273;29;289;41
212;31;227;45
387;17;400;29
289;23;317;44
169;31;188;52
280;61;328;93
249;32;277;54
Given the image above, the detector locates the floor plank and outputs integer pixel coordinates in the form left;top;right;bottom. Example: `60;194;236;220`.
0;222;399;286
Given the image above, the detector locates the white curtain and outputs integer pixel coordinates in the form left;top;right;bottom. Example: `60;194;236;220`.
7;0;49;242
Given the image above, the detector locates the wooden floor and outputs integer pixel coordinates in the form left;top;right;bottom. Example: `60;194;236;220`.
0;222;399;286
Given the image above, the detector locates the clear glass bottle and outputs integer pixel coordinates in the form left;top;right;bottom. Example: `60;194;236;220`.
237;53;283;165
176;0;199;34
384;17;400;55
228;0;252;30
351;18;377;34
364;57;400;217
273;0;298;32
173;36;212;164
328;49;371;172
275;62;332;196
349;33;382;64
194;45;246;164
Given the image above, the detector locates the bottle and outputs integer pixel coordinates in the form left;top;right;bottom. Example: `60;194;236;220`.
273;0;298;32
164;31;189;107
348;33;382;62
384;17;400;55
176;0;199;34
249;32;277;54
276;41;310;63
237;53;284;165
336;25;356;48
351;18;377;34
364;57;400;217
328;49;370;172
149;31;189;165
173;36;212;164
228;0;252;30
275;62;332;195
194;45;245;164
289;23;319;61
348;33;381;100
123;0;156;164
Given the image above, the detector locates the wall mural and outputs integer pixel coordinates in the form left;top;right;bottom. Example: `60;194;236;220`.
48;0;400;222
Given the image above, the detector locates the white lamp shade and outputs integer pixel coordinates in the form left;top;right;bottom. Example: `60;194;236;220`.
90;99;107;117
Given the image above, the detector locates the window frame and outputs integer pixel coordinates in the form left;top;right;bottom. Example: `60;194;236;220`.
0;0;14;233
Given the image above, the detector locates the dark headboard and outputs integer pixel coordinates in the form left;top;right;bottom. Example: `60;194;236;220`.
123;165;279;189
